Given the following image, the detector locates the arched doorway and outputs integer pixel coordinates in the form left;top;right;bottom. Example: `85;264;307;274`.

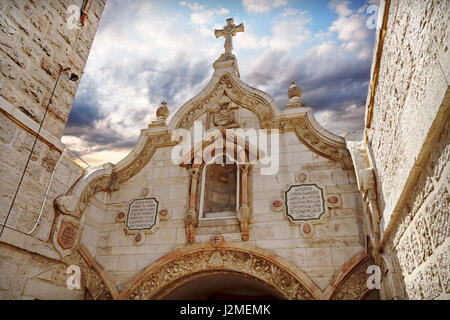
162;272;285;300
118;242;323;300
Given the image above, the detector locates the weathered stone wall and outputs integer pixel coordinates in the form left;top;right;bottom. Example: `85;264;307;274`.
0;242;85;300
381;121;449;300
0;0;105;138
0;0;105;299
85;130;365;292
368;0;449;233
366;0;449;299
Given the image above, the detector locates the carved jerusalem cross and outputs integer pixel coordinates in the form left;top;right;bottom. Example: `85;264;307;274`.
214;18;244;57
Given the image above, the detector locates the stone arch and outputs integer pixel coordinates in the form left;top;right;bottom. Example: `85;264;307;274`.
119;242;324;300
325;251;376;300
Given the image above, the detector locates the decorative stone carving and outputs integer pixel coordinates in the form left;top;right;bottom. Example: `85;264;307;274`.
53;215;83;258
156;101;169;121
286;81;307;109
116;211;126;223
176;73;274;131
140;187;149;197
330;258;373;300
214;18;244;62
300;223;314;238
158;209;170;220
326;194;342;208
56;132;174;219
210;233;224;247
63;245;117;300
270;198;285;212
207;97;240;129
283;183;328;224
295;170;309;184
121;245;319;300
58;221;77;250
185;167;200;244
134;232;145;246
122;197;160;245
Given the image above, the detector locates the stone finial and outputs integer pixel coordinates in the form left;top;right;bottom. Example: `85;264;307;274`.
156;101;169;121
288;81;302;100
286;81;306;109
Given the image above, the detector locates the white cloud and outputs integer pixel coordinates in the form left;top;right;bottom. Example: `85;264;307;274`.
180;1;229;27
236;9;311;52
242;0;288;13
327;0;372;60
65;0;375;164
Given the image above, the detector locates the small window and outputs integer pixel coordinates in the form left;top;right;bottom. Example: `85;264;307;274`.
199;154;239;219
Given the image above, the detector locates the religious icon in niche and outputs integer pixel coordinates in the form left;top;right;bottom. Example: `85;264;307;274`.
199;154;239;219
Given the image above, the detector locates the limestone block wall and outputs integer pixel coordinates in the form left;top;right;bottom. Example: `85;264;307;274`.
381;121;449;300
366;0;449;299
0;0;105;138
368;0;449;233
85;130;365;293
0;0;105;299
92;147;190;289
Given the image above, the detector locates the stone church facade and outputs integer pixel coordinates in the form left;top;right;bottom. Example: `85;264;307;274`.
0;0;448;300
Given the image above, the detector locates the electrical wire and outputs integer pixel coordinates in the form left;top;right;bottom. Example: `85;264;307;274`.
0;68;66;239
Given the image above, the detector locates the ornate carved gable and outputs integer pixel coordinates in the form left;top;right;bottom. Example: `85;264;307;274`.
180;126;261;167
169;71;279;131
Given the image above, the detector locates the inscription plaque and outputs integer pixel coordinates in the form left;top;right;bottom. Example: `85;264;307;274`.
284;184;326;222
126;198;159;231
57;220;77;250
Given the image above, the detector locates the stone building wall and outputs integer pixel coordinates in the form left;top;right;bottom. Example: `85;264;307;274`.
364;0;449;299
84;130;365;292
0;0;105;299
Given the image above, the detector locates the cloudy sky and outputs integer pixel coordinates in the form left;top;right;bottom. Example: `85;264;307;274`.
62;0;380;165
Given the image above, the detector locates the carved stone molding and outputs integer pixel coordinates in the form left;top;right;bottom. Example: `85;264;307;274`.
119;242;323;300
276;115;351;166
170;71;278;131
62;244;119;300
56;132;173;218
52;214;83;258
325;251;374;300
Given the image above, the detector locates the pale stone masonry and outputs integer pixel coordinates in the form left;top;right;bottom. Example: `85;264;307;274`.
0;0;106;299
0;0;448;300
347;0;449;300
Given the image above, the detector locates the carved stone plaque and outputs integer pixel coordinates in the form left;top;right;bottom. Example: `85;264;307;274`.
57;220;77;250
284;184;326;222
126;198;159;232
53;215;82;258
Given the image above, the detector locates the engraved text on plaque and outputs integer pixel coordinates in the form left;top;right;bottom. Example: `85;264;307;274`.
284;184;325;222
126;198;159;231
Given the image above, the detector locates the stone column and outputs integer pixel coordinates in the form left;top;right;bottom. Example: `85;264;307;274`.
185;167;200;244
238;164;250;241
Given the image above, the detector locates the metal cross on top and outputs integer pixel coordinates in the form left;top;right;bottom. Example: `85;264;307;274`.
214;18;244;57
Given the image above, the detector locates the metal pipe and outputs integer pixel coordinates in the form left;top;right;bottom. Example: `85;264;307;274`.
26;149;65;235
